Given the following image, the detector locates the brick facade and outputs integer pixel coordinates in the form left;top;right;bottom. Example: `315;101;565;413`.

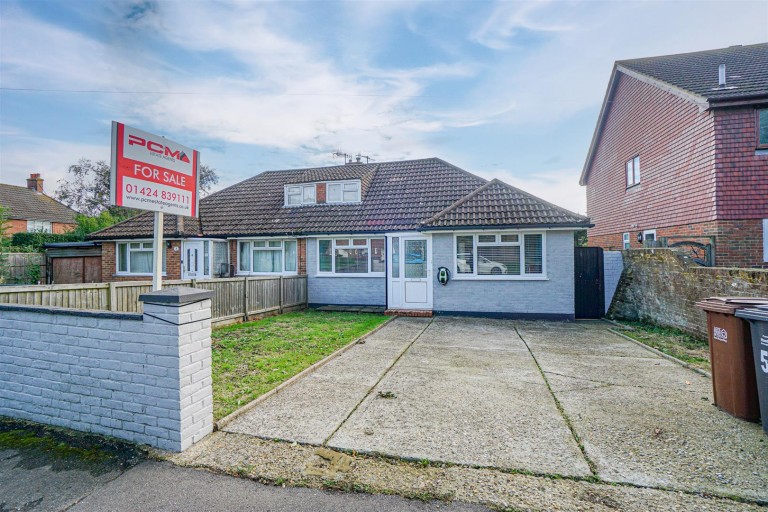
101;241;183;282
4;219;76;236
584;71;768;267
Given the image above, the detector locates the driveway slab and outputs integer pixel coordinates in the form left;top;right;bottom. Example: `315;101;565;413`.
328;317;591;476
223;317;430;444
517;321;768;502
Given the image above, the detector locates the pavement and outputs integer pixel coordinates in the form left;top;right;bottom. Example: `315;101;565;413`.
0;447;486;512
217;316;768;506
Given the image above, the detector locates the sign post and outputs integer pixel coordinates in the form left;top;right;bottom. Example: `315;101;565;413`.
110;122;199;290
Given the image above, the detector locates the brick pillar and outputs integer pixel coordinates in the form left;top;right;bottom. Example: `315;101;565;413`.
138;287;214;451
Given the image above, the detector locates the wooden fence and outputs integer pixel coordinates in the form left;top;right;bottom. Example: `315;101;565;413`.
1;253;46;284
0;275;307;326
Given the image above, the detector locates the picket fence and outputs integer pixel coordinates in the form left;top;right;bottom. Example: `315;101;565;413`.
0;275;307;326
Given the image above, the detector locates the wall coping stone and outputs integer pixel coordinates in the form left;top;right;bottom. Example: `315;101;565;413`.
0;303;141;320
139;287;215;306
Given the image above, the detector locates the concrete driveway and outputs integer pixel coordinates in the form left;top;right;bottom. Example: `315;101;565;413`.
223;316;768;502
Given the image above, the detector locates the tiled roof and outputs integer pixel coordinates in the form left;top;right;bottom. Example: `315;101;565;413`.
89;158;590;240
618;43;768;102
88;211;202;239
0;184;78;224
422;179;589;229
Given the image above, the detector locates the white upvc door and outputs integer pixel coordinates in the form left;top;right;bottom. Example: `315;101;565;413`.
387;235;432;310
182;241;204;279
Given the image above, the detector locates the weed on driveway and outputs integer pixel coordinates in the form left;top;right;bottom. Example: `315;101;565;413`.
212;310;389;420
612;321;710;372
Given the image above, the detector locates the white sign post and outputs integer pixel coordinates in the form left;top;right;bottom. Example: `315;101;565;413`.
110;122;200;290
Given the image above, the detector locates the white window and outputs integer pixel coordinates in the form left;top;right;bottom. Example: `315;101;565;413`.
454;232;545;279
643;229;656;243
213;241;229;277
325;180;361;204
626;156;640;187
116;241;166;275
623;232;630;250
27;220;52;233
285;184;316;206
318;237;385;275
238;239;297;274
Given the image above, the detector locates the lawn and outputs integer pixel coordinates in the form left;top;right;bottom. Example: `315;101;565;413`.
212;310;389;420
613;321;711;372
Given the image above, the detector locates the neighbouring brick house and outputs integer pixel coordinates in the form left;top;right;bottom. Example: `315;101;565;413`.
0;174;78;235
580;43;768;267
89;158;591;319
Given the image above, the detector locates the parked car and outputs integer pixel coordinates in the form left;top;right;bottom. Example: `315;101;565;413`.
457;256;508;275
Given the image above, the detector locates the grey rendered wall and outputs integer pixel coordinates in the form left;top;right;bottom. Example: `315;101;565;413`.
603;251;624;314
306;238;386;306
432;231;575;318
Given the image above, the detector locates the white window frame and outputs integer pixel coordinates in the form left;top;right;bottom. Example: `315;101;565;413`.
642;229;656;242
27;220;52;233
452;232;547;281
623;232;630;250
325;180;361;204
284;184;317;206
317;237;386;277
626;155;640;187
236;238;298;275
115;240;167;276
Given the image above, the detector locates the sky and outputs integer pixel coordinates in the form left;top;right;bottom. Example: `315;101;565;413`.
1;1;767;215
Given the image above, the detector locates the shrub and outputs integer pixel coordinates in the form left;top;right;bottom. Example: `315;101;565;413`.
10;231;84;251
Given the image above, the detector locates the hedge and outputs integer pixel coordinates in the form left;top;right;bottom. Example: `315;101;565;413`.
10;232;84;251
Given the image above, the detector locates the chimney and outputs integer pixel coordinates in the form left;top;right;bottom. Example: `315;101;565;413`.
26;173;44;193
718;64;726;86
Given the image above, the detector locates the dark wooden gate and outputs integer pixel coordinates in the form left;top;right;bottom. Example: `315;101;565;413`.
574;247;605;319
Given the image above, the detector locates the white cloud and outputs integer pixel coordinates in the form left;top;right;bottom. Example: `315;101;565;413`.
0;133;109;194
471;1;572;50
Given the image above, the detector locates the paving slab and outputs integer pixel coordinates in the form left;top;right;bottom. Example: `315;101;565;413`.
519;321;768;502
328;318;592;476
223;317;429;444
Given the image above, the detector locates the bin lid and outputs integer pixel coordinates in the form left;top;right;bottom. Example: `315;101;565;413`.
694;297;768;314
734;305;768;322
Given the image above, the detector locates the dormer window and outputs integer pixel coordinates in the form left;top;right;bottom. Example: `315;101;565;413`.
286;184;317;206
327;180;360;203
284;180;361;206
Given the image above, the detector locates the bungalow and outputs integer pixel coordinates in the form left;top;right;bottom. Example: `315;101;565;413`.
88;158;591;319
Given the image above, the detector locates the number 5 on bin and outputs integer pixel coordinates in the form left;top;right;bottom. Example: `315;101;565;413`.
762;350;768;373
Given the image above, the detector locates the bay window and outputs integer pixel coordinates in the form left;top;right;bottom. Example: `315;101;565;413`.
318;237;385;275
116;241;166;274
237;239;298;274
455;232;545;279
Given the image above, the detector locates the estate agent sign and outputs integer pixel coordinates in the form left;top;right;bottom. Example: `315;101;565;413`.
110;122;199;217
110;122;200;290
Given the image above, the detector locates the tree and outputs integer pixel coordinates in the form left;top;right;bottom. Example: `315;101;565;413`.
574;230;588;247
55;159;220;216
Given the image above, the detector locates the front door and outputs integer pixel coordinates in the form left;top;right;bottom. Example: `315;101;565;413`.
182;241;204;279
388;236;432;310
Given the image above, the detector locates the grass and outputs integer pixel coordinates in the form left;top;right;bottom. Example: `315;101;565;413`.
613;321;710;372
212;310;389;420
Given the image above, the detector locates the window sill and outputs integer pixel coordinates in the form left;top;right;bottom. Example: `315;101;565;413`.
236;272;299;276
314;273;386;278
625;183;641;190
451;275;548;281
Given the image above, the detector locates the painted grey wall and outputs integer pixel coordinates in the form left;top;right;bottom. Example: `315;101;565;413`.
603;251;624;314
0;296;214;452
306;238;386;306
431;231;575;317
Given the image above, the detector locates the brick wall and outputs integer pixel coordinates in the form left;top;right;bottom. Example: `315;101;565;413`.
101;241;182;282
590;218;766;267
714;107;768;220
6;220;27;235
608;248;768;337
52;222;76;234
0;289;214;451
584;72;717;239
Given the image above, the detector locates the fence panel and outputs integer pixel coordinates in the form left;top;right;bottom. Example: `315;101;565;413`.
3;253;47;284
0;275;307;324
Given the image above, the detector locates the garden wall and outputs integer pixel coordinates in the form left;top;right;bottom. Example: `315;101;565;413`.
608;249;768;338
0;288;214;451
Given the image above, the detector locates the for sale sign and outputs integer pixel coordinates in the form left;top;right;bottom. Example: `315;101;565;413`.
110;122;199;217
